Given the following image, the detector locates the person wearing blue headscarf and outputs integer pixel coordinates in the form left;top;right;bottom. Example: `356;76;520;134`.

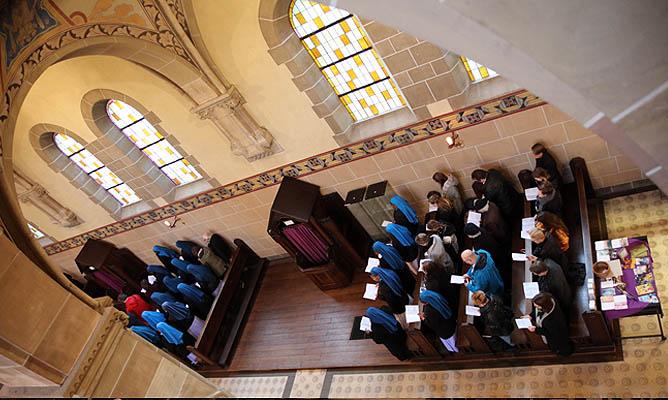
171;258;218;292
390;195;419;235
150;291;177;307
163;275;185;295
147;264;171;280
365;307;412;361
153;245;180;271
175;240;200;263
386;224;419;264
461;249;504;297
131;325;163;347
141;310;166;330
176;283;212;319
369;267;409;315
155;322;195;347
372;241;415;294
162;301;193;331
419;290;458;352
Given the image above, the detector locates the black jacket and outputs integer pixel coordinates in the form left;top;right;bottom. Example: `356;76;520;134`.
424;267;459;308
472;228;506;268
422;303;457;339
483;169;522;219
371;322;412;361
378;281;409;314
390;236;419;262
479;294;513;336
394;209;419;236
536;190;563;216
536;258;572;313
536;151;562;188
535;301;574;356
532;232;568;271
481;201;509;244
380;259;416;296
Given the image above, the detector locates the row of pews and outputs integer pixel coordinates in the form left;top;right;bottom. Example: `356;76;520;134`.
402;157;621;366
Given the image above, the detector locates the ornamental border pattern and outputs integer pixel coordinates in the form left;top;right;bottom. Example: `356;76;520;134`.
44;89;544;255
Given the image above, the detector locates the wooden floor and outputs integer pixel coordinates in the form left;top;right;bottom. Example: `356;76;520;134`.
226;260;400;372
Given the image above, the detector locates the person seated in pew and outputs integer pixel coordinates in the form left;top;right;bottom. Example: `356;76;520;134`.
142;310;166;330
162;301;205;339
421;261;459;307
390;195;420;236
147;264;172;281
531;143;562;188
155;321;198;361
175;240;201;264
415;233;455;273
524;292;574;356
536;181;563;216
529;259;572;314
171;258;219;293
432;172;464;215
472;291;514;347
425;191;459;226
535;211;570;251
130;325;164;348
118;293;153;325
186;244;229;278
386;223;419;272
463;223;505;267
203;233;233;264
372;241;416;295
532;167;556;190
163;274;188;296
471;168;522;219
176;283;213;319
461;249;504;297
528;228;568;271
153;245;180;272
150;291;177;307
364;306;412;361
473;198;509;246
419;290;458;353
369;267;410;315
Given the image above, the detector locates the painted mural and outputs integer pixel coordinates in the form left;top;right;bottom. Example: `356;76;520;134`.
0;0;58;68
55;0;150;27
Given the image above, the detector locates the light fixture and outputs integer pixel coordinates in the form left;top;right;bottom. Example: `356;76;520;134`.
163;215;182;229
445;131;463;149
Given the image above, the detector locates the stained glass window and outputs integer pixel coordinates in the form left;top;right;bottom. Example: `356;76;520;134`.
54;133;141;206
460;56;498;83
27;223;45;239
290;0;405;122
106;100;202;186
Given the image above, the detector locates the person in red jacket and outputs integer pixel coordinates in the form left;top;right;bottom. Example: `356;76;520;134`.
119;293;153;324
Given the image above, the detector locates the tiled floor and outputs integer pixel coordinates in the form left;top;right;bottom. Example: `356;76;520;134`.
211;190;668;398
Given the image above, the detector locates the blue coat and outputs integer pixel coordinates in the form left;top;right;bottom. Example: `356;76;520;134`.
465;249;504;297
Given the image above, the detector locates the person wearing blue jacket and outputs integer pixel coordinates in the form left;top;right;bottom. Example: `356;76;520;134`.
461;249;504;297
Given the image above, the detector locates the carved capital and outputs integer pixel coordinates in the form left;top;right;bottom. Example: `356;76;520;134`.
192;86;245;119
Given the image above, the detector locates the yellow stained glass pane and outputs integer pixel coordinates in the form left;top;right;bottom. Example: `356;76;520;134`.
459;56;498;83
321;49;388;95
340;34;350;45
314;16;324;28
290;0;349;38
106;99;143;129
342;80;405;122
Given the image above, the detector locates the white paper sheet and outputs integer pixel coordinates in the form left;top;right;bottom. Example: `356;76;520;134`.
381;220;392;227
597;253;611;262
418;258;431;273
284;219;295;226
600;298;615;311
360;316;372;332
147;275;157;285
595;240;609;251
589;300;597;311
610;238;628;249
467;211;482;227
523;282;540;299
450;275;466;284
515;318;533;329
600;279;614;289
363;283;379;300
525;187;539;201
512;252;528;262
428;203;438;212
521;217;535;239
465;305;481;316
613;294;628;310
140;288;147;294
608;259;623;277
405;305;421;324
365;257;380;273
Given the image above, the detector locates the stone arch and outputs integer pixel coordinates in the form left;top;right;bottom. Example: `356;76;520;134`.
28;123;156;219
80;89;219;203
256;0;476;144
0;32;221;309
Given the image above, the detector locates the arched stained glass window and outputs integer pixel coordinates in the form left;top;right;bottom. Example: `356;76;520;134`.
27;222;45;239
106;100;202;186
460;56;498;83
290;0;405;122
54;133;141;206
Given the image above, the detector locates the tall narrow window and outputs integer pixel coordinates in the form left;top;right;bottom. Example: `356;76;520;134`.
106;100;202;186
27;223;45;239
54;133;141;206
460;56;498;83
290;0;405;122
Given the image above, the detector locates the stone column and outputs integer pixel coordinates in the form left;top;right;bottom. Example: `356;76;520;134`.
193;87;275;161
14;169;82;227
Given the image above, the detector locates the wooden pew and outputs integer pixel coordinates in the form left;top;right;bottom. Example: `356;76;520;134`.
188;239;267;369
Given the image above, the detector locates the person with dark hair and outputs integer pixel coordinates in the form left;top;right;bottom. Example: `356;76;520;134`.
419;290;458;352
461;249;504;297
536;181;562;216
532;167;552;189
471;168;522;219
529;259;572;313
415;233;454;273
432;172;464;215
531;143;562;188
372;241;416;294
369;267;410;315
463;223;504;265
421;261;458;307
528;228;567;271
364;307;412;361
535;211;570;251
386;223;419;266
390;195;420;236
472;291;514;346
473;198;508;245
517;169;537;190
526;292;574;356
